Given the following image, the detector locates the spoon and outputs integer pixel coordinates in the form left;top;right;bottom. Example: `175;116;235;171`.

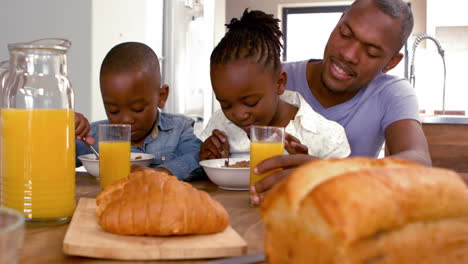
81;138;99;160
223;144;229;167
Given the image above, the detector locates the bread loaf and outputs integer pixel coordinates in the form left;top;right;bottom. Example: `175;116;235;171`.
96;169;229;236
261;157;468;264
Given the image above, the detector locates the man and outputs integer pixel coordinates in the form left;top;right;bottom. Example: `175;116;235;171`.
250;0;431;204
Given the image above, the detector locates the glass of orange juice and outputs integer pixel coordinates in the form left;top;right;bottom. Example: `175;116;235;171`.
249;126;284;202
98;124;131;189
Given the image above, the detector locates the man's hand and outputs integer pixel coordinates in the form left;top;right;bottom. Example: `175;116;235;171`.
200;129;230;160
250;154;318;205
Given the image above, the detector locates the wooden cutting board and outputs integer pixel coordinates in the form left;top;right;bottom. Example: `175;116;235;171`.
63;198;248;260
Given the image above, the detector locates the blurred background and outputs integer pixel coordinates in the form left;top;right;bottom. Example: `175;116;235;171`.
1;0;467;135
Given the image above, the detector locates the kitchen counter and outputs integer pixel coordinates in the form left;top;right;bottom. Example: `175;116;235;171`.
421;115;468;124
421;118;468;173
18;172;265;264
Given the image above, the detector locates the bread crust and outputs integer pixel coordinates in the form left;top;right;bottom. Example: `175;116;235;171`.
96;169;230;236
261;157;468;263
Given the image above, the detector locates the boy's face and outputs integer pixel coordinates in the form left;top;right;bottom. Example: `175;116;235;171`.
100;70;168;145
210;61;286;134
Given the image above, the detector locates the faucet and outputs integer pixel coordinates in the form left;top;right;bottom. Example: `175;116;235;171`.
409;33;447;114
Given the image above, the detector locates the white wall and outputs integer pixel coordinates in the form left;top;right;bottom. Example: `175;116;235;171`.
211;0;226;113
226;0;335;22
226;0;427;43
427;0;468;34
163;0;224;131
91;0;163;121
0;0;164;122
0;0;92;118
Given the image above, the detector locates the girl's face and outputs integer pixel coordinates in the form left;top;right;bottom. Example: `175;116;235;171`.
210;61;287;134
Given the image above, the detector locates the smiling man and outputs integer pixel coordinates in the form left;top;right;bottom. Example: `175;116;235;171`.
251;0;432;204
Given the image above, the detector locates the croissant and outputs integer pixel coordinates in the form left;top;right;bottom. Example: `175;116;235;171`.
96;169;230;236
261;157;468;264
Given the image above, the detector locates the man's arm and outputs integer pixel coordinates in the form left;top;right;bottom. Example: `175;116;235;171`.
251;119;432;204
384;119;432;166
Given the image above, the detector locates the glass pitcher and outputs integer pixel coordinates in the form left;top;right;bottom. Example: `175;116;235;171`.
0;38;75;226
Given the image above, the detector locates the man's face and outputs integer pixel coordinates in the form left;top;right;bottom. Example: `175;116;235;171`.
210;61;285;135
321;0;403;94
100;70;166;145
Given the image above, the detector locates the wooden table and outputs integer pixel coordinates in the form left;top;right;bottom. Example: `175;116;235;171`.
19;172;265;264
15;171;468;264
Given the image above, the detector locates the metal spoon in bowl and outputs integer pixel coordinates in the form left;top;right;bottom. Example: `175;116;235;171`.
81;138;99;160
223;144;229;167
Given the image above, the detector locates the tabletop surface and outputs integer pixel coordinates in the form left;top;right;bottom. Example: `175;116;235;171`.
19;172;265;264
15;170;468;264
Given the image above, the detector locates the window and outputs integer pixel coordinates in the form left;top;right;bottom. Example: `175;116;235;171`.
281;5;349;62
413;0;468;116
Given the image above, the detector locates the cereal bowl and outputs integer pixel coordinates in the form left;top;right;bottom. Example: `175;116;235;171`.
199;157;250;191
78;153;155;178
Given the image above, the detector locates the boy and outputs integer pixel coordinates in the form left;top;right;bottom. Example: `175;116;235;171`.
76;42;202;181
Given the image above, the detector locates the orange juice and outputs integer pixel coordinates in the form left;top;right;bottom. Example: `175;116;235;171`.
99;141;130;188
250;142;284;185
1;109;75;221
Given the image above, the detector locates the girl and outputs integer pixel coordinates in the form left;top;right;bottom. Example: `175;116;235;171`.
199;9;350;162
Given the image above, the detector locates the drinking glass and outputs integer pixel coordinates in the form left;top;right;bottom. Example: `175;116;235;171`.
249;126;285;199
0;206;24;264
98;124;131;188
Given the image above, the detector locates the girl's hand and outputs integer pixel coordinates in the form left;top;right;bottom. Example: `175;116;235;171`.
284;133;308;154
199;129;230;160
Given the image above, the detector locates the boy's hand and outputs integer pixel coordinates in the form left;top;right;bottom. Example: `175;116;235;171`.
75;112;95;145
200;129;230;160
250;154;318;205
284;133;308;154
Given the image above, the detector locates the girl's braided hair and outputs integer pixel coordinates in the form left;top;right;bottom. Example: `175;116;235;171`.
210;9;283;75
